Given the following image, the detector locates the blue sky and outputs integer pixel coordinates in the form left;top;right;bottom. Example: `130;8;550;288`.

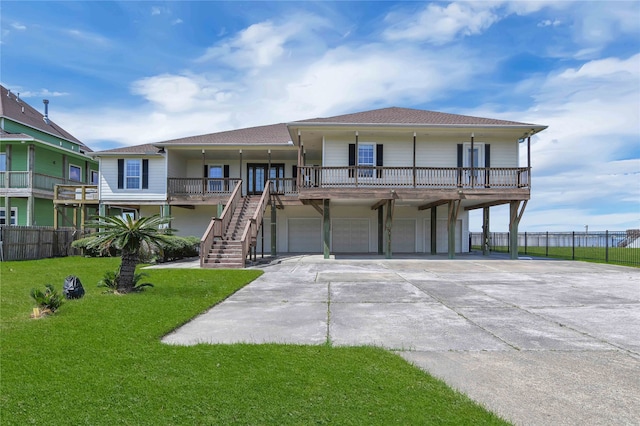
2;1;639;232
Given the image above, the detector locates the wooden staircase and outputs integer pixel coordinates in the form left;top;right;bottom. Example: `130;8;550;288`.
202;195;261;268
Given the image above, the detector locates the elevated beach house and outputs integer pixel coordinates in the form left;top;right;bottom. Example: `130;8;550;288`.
1;85;98;228
75;107;546;267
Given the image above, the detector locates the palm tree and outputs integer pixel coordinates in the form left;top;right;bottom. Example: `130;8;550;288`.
85;214;172;293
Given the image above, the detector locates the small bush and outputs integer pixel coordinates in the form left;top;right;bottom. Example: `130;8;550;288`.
98;268;154;293
30;284;64;316
157;235;200;262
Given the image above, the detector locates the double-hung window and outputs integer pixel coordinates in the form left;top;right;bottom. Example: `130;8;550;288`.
117;158;148;190
358;144;375;177
125;159;142;189
208;165;223;192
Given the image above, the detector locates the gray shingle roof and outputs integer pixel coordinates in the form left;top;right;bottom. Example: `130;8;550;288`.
94;106;546;154
0;85;92;152
293;106;537;126
95;143;163;155
156;123;292;146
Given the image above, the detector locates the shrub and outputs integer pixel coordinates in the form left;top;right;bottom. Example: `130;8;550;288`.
98;268;154;293
157;235;200;262
30;284;64;317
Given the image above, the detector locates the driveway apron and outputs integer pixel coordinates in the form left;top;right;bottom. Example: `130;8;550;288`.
162;256;640;426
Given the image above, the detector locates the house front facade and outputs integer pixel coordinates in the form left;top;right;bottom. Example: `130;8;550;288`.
0;85;99;228
88;107;546;266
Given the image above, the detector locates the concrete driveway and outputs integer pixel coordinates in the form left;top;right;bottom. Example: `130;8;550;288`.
162;255;640;425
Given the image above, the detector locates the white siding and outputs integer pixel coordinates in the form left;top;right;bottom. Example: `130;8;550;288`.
379;136;412;167
488;138;519;167
416;140;457;167
170;205;219;238
100;156;167;202
323;138;346;167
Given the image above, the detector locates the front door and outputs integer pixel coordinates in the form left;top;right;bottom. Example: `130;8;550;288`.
247;163;285;195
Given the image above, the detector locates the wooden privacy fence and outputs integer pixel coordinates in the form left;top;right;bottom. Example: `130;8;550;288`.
0;226;81;261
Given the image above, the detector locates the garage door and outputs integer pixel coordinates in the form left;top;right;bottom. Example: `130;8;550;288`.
332;219;369;253
392;219;416;253
288;218;321;253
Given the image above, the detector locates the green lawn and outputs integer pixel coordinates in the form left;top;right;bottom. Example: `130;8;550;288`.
474;245;639;266
1;257;507;425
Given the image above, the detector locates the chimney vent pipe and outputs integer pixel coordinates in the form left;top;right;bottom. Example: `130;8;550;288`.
43;99;50;124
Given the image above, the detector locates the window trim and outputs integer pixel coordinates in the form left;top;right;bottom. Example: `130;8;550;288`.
0;207;18;225
124;159;142;190
207;164;224;192
69;164;82;182
358;143;375;177
91;170;99;185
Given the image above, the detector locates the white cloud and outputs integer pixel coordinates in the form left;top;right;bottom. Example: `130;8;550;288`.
469;53;640;231
197;16;328;69
172;18;183;25
47;9;638;233
383;2;502;44
11;22;26;30
537;19;561;27
151;7;161;16
66;29;110;46
11;88;69;98
59;40;486;147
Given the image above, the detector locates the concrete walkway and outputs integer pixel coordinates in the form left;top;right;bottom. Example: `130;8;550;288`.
161;255;640;425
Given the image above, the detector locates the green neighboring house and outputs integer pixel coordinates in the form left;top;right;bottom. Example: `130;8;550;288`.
0;85;98;228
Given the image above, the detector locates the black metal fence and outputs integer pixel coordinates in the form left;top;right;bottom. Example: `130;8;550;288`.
470;230;640;266
0;226;82;261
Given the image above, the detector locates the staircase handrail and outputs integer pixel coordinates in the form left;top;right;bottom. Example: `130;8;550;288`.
200;180;242;267
240;181;271;267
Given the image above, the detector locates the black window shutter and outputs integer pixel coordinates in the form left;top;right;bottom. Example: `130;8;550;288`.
376;144;383;178
348;143;356;178
142;159;149;189
457;144;463;187
348;144;356;166
223;165;230;191
292;165;297;177
203;164;209;177
484;144;491;187
117;159;124;189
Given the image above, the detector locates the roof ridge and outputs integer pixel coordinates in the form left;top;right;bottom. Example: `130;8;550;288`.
0;84;92;152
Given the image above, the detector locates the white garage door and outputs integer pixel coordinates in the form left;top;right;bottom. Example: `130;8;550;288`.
332;219;369;253
392;219;416;253
288;218;321;253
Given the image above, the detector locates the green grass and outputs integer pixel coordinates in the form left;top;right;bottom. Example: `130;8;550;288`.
474;245;639;267
1;257;507;425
